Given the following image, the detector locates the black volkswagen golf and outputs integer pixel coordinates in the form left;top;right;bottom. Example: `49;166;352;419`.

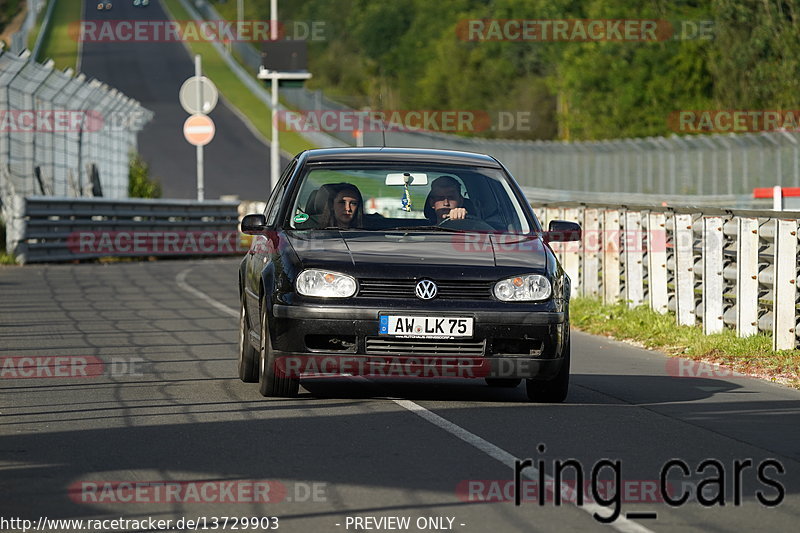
238;148;580;402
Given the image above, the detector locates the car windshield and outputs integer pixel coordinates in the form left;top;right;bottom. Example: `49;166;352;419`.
285;164;533;233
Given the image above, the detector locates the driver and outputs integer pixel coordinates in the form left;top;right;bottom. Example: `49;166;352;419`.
425;176;468;224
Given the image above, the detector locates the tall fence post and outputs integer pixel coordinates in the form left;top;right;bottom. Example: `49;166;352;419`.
583;207;600;297
772;218;798;350
603;209;621;303
736;216;760;337
562;207;581;298
674;213;696;326
647;211;669;313
702;216;725;334
624;210;644;307
545;206;563;263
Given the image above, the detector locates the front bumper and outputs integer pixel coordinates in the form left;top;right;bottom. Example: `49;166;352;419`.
268;304;568;380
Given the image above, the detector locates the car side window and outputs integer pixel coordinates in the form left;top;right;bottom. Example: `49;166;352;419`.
263;160;297;225
265;182;287;226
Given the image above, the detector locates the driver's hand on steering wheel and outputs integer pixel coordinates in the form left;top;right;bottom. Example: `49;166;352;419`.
443;207;467;220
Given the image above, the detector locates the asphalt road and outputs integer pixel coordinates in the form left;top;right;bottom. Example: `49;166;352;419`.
1;258;798;532
79;1;289;200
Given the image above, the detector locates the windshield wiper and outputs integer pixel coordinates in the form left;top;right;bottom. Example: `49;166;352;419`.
315;227;380;231
388;225;466;232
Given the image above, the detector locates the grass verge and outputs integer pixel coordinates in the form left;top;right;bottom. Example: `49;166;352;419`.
26;0;46;51
571;297;800;389
0;220;17;265
162;0;316;157
35;0;81;69
0;252;16;264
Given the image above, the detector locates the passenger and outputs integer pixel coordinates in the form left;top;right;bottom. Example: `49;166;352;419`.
425;175;469;224
320;182;364;229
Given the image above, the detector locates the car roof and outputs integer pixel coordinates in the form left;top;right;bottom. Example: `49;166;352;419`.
298;147;503;168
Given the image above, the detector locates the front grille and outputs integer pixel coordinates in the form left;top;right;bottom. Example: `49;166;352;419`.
365;337;486;356
358;279;493;300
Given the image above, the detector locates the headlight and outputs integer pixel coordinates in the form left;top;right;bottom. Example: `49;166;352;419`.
494;274;551;301
296;269;357;298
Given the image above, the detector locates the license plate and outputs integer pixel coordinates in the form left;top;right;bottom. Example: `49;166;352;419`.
379;315;473;338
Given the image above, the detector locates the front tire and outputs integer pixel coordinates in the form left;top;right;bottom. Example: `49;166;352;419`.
525;337;570;403
258;299;299;397
238;301;258;382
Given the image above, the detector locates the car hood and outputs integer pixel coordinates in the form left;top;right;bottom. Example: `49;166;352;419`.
285;231;547;270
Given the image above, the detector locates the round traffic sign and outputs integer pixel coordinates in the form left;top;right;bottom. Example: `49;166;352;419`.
179;76;219;115
183;114;215;146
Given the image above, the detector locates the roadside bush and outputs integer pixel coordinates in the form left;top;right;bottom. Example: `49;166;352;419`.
128;152;162;198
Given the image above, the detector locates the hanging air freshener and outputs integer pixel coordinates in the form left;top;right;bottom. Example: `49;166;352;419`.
401;182;412;212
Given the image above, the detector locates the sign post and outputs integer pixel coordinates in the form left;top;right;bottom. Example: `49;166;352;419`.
179;55;219;201
257;69;312;192
258;4;312;192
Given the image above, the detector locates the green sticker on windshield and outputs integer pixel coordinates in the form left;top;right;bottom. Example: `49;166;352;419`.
294;213;309;223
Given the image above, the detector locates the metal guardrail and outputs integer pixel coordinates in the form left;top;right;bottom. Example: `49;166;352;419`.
535;201;800;350
189;0;261;73
521;186;772;210
5;194;244;263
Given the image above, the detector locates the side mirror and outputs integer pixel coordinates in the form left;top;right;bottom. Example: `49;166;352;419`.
241;213;267;234
547;220;582;242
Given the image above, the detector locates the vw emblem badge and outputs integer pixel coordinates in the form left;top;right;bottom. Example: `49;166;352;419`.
415;279;438;300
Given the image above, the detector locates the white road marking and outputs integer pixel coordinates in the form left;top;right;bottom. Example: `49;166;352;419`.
393;399;653;532
176;267;655;532
176;268;237;318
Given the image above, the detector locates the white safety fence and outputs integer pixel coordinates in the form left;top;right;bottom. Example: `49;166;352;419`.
534;202;800;350
0;49;153;202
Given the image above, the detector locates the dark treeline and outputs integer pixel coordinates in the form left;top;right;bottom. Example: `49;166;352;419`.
0;0;22;35
218;0;800;141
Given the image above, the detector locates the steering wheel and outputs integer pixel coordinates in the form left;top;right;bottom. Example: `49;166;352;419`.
438;214;496;231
